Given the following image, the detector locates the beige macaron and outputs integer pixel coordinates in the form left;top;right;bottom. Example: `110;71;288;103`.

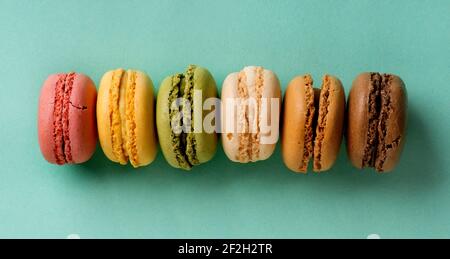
282;74;345;173
221;66;282;163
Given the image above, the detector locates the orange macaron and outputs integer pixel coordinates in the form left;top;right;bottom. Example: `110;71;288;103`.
281;74;345;173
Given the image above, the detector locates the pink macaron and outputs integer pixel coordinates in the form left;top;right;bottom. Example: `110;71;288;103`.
38;72;98;165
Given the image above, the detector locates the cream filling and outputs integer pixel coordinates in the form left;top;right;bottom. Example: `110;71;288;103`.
125;71;138;167
237;67;264;162
109;69;139;167
109;69;128;164
250;67;264;161
237;71;250;162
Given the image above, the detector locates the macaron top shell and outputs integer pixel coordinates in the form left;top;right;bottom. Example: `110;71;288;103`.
157;65;218;170
97;69;158;168
38;73;97;165
221;66;281;163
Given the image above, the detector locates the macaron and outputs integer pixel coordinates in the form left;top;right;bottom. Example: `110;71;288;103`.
281;74;345;173
97;69;158;168
221;66;282;163
156;65;218;170
346;72;407;173
38;72;98;165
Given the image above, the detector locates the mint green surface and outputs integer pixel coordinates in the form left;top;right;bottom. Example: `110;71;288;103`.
0;0;449;238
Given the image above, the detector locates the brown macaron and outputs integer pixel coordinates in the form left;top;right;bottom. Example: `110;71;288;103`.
282;74;346;173
346;72;407;173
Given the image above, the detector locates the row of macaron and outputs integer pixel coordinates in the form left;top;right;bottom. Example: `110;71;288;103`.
38;65;407;173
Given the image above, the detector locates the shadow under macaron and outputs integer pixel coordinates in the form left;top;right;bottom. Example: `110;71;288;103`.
64;102;439;198
304;102;441;195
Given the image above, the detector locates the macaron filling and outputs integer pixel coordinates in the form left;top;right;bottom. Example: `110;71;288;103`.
108;69;140;167
237;70;251;162
169;74;192;169
53;74;68;165
109;69;128;164
313;76;332;171
125;71;139;166
62;73;76;163
236;67;265;162
183;65;199;166
375;74;393;171
167;65;203;170
299;75;339;172
301;75;315;172
52;73;76;165
362;73;393;172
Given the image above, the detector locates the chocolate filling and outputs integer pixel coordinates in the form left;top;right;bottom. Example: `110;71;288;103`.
375;75;393;172
361;73;393;171
362;73;382;167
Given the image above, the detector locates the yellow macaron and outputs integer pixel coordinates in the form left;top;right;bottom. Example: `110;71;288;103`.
97;69;158;168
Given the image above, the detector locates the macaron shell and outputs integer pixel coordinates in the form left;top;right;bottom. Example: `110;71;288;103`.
377;75;407;172
281;76;311;173
97;71;118;163
346;73;372;169
313;75;345;172
156;75;183;169
68;74;98;163
191;66;218;164
132;71;158;167
221;73;241;162
38;74;62;164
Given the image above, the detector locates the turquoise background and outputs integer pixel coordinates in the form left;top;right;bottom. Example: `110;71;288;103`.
0;0;449;238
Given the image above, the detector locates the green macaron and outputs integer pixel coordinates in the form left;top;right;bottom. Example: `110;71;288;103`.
156;65;218;170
